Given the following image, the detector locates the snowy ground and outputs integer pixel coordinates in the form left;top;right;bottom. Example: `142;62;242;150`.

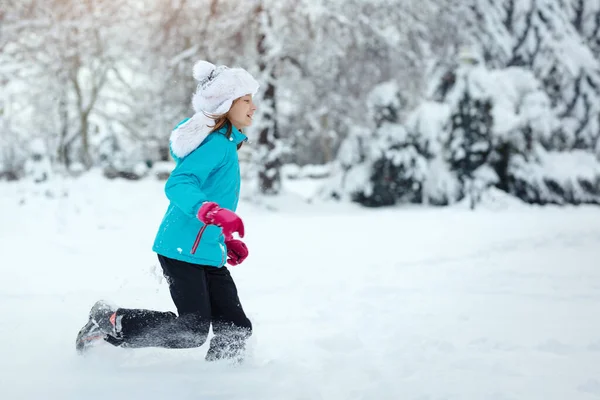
1;172;600;400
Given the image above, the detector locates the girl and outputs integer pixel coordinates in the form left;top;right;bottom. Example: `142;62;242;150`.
76;60;259;362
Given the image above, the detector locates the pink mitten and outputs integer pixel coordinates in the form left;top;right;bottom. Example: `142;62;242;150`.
197;202;245;238
225;239;248;266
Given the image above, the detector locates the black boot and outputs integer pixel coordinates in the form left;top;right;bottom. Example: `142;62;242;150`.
75;300;121;353
205;330;250;363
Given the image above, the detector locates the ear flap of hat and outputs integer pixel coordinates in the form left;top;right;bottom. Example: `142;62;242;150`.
169;112;215;159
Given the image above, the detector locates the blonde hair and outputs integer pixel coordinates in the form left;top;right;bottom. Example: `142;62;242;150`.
206;113;233;138
206;97;241;143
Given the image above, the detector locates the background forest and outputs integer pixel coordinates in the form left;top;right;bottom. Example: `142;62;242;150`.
2;0;600;207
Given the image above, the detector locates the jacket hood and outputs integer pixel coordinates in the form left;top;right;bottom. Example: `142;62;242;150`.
169;113;247;162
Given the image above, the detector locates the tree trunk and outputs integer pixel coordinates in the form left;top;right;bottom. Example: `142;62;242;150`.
56;89;71;168
256;5;281;195
256;76;281;194
80;110;91;168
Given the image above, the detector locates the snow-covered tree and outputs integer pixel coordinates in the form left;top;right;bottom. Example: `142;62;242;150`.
0;95;25;181
447;90;494;181
446;90;494;207
2;0;143;171
565;0;600;58
340;81;428;207
23;138;52;183
476;0;600;152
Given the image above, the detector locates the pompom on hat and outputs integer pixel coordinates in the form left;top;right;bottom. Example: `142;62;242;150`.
191;60;260;115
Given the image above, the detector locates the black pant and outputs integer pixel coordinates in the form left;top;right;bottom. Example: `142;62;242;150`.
111;255;252;361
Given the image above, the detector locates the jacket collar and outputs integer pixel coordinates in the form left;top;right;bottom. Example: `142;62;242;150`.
228;125;248;146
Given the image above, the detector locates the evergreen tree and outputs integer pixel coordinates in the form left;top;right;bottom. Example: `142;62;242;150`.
446;88;494;208
447;90;494;182
506;0;600;151
351;81;427;207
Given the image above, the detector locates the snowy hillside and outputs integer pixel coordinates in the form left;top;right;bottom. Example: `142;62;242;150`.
1;173;600;399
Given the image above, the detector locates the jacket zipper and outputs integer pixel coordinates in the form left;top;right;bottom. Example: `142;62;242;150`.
191;225;207;254
220;243;226;266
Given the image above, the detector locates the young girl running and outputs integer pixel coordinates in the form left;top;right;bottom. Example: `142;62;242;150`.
76;60;259;362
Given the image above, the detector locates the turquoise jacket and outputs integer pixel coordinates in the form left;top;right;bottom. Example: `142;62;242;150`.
152;117;247;267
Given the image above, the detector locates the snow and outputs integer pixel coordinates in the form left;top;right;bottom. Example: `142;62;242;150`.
405;100;451;152
1;172;600;399
444;65;557;141
538;150;600;184
281;163;332;180
508;149;600;205
367;80;401;113
455;186;529;211
422;157;461;205
28;138;47;155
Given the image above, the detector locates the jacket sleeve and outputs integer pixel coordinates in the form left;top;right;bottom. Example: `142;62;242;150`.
164;136;228;218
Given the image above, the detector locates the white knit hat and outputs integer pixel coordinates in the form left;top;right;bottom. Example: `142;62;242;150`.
191;60;260;115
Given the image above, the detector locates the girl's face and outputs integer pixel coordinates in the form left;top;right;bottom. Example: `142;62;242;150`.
228;94;257;130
